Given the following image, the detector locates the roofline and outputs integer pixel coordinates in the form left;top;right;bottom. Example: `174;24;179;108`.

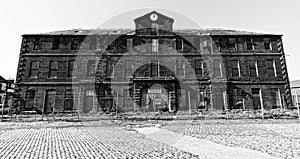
22;32;283;37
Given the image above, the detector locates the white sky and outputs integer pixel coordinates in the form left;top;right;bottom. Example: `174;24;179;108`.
0;0;299;81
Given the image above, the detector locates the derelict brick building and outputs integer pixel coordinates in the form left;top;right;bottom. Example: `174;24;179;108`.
14;11;292;114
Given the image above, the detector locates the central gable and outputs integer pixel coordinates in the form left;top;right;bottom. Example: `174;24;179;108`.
134;11;174;35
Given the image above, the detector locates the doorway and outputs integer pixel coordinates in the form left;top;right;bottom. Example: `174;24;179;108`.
83;90;94;113
252;88;261;110
144;85;168;112
44;89;56;114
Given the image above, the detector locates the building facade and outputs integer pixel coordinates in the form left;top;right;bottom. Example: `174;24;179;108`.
15;11;292;114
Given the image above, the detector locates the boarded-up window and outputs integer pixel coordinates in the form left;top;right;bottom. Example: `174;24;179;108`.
249;60;258;77
195;60;203;77
64;89;74;110
231;60;240;77
266;60;275;76
49;61;58;78
29;61;39;78
213;60;222;77
87;60;96;77
67;60;75;77
52;38;60;50
176;59;185;77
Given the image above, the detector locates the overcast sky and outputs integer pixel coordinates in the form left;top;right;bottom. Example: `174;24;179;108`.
1;0;299;81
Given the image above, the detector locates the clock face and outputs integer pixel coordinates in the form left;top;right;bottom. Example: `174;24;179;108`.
150;14;158;21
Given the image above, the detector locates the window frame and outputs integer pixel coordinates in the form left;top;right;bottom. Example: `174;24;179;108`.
231;60;241;77
176;59;185;77
33;38;41;50
86;60;96;78
52;38;60;50
67;60;75;78
213;60;222;78
195;59;204;77
64;89;74;110
266;59;275;77
70;38;80;50
29;61;39;78
49;60;58;78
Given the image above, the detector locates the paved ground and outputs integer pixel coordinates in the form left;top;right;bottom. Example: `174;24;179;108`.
0;121;198;159
136;127;278;159
0;119;299;158
162;120;300;159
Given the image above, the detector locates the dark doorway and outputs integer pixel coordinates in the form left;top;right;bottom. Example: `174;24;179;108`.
44;89;56;114
252;88;261;110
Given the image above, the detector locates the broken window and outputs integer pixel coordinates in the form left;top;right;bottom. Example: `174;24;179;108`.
270;88;281;109
67;60;75;77
125;60;134;78
33;38;41;50
152;39;158;53
195;59;204;77
29;61;39;78
64;89;74;110
219;37;228;50
49;61;58;78
213;60;222;77
228;38;236;50
230;88;243;109
264;38;271;50
70;38;79;50
25;90;35;109
266;59;275;76
246;38;253;50
86;60;96;77
249;60;258;77
176;38;183;51
176;59;185;77
231;60;240;77
52;38;60;50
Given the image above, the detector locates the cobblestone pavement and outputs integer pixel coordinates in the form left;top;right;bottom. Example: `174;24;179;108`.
0;122;199;159
162;120;300;159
